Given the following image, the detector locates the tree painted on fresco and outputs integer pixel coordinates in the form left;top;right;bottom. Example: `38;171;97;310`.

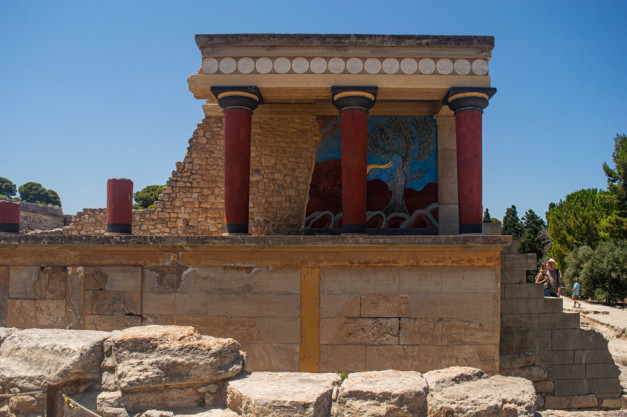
367;116;434;215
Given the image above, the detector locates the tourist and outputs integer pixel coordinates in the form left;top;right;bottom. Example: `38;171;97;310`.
572;278;581;308
547;258;562;297
535;262;549;297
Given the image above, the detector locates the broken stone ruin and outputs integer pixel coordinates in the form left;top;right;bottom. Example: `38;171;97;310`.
0;325;537;417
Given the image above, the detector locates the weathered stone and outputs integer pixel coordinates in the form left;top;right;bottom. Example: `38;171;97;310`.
108;326;244;391
0;328;16;345
500;366;547;382
226;372;339;417
0;328;110;391
601;397;622;409
102;407;130;417
500;352;535;370
543;394;597;409
97;391;124;411
140;410;174;417
533;380;554;394
320;318;399;345
331;370;428;417
426;368;535;417
8;395;38;414
173;409;240;417
423;366;484;388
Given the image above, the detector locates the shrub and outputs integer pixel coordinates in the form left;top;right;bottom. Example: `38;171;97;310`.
579;240;627;305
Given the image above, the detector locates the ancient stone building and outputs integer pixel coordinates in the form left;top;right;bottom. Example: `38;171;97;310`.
0;34;622;410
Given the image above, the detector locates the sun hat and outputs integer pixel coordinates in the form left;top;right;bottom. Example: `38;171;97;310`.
547;258;556;264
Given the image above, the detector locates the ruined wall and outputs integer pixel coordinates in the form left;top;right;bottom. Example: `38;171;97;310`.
0;198;67;232
64;114;320;236
499;241;622;410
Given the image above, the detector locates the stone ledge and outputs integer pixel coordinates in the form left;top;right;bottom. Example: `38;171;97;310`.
0;233;512;247
195;34;495;49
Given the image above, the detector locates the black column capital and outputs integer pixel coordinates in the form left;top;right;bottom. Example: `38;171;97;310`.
332;86;378;112
444;87;496;113
211;86;263;112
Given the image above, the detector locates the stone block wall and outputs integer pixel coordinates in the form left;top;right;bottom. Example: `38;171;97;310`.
141;266;301;371
499;241;622;410
319;266;499;374
0;234;508;375
64;114;320;236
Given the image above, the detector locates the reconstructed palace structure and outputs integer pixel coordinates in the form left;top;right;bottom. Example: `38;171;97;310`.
0;35;622;410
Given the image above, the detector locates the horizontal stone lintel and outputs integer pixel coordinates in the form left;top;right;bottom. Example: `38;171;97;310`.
0;235;511;267
188;73;491;103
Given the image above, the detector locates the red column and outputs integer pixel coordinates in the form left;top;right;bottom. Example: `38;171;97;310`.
0;201;20;233
212;87;261;234
340;109;368;232
332;87;377;234
106;178;133;234
446;88;496;234
224;108;253;234
455;110;483;232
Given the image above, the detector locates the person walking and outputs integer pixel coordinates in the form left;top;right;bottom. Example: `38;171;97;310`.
547;258;562;297
572;278;581;308
535;262;550;297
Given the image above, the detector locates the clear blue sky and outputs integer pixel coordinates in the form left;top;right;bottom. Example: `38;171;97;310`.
1;1;625;221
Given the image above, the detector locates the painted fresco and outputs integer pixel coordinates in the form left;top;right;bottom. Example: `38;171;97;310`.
305;115;438;231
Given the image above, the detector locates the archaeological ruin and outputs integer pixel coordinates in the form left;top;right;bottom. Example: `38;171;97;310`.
0;34;622;410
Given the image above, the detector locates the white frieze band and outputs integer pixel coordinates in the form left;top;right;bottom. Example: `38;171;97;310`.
201;57;489;76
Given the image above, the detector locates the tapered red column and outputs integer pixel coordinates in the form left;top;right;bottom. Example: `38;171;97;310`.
332;86;377;233
0;201;20;233
446;87;496;234
106;178;133;234
212;87;262;234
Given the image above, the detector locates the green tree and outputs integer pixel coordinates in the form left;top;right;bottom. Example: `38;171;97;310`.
546;188;612;268
601;133;627;239
18;182;61;206
502;205;523;238
134;185;164;209
519;209;549;265
0;177;17;198
482;208;491;223
579;240;627;305
44;189;61;206
603;133;627;207
564;245;594;295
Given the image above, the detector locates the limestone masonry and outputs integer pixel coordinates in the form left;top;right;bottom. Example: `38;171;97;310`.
0;325;537;416
0;34;623;411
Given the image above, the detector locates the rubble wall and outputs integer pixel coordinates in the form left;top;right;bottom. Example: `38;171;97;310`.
64;114;320;236
0;198;67;232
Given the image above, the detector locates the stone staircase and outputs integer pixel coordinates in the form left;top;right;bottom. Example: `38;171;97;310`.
499;240;622;409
